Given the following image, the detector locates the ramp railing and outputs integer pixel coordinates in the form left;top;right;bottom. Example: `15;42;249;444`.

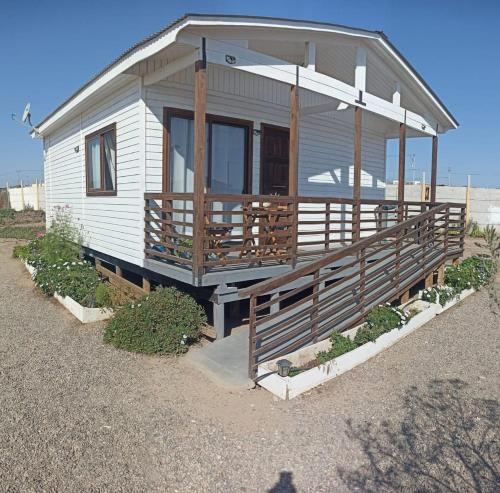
241;202;465;379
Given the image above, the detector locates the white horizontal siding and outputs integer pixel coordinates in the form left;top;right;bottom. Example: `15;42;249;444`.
44;79;144;266
145;64;386;200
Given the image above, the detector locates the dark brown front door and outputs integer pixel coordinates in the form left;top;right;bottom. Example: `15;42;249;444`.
260;125;290;195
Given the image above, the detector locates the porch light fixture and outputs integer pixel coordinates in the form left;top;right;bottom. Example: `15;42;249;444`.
253;128;261;136
276;359;292;377
225;54;236;65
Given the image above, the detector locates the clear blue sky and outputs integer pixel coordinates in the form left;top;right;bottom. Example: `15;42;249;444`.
1;0;499;187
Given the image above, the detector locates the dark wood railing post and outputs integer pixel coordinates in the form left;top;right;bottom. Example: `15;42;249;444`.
460;206;466;253
248;295;257;379
311;269;320;342
352;106;362;243
430;126;438;204
192;40;207;284
359;248;366;315
398;117;406;224
325;202;331;252
289;67;299;266
444;206;450;256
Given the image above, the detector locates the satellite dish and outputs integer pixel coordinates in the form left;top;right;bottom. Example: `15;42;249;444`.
22;103;31;124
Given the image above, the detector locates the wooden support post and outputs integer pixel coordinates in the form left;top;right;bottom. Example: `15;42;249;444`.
192;39;207;283
397;119;406;222
400;290;410;304
289;67;299;266
420;171;427;203
465;174;471;225
352;106;362;243
424;272;434;289
430;128;438;204
142;277;151;293
115;265;123;277
437;264;445;285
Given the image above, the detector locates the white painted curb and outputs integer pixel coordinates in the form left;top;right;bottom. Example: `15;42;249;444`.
258;291;475;400
54;293;113;324
23;260;113;324
23;261;36;278
435;288;475;314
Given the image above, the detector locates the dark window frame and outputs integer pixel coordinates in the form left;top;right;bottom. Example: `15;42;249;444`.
162;107;253;194
85;122;117;196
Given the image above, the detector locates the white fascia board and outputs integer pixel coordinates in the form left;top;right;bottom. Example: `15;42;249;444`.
184;17;380;41
377;37;457;129
200;37;436;136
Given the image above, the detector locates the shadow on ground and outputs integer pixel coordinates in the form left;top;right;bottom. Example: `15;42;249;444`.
268;471;297;493
339;379;499;492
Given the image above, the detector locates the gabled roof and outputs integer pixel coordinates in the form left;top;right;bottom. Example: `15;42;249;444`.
35;13;458;134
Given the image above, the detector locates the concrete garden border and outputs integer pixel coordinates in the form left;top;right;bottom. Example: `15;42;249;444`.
53;292;113;323
23;261;113;324
257;290;476;400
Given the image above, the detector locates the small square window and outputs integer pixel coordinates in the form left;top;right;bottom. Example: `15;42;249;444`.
85;123;117;195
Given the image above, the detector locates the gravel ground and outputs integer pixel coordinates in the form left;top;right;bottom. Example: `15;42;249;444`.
1;238;499;492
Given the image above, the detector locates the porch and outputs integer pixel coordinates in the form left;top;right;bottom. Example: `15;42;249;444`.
144;193;465;286
136;29;465;379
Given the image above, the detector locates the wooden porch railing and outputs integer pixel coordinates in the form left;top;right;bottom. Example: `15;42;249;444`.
238;202;465;379
144;193;465;281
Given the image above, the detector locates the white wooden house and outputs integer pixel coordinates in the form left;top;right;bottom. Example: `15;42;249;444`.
36;14;463;377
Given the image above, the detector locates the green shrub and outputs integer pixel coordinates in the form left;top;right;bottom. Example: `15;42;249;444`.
19;207;82;269
0;208;15;223
0;226;41;239
422;285;457;307
468;221;483;238
353;324;387;345
12;244;29;259
33;260;103;307
353;305;407;345
94;283;124;308
95;283;112;308
445;256;495;291
421;287;438;304
316;304;410;363
103;287;206;355
316;332;358;364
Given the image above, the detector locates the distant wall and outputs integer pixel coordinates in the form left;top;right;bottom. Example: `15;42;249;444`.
7;183;45;211
386;184;500;228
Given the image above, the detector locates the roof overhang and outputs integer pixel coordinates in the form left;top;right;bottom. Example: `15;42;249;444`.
33;13;458;137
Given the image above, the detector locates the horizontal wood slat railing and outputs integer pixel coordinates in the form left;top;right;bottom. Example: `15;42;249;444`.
240;202;465;379
145;192;465;279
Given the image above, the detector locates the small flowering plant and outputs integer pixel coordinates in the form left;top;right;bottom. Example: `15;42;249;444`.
354;304;410;345
33;260;104;307
422;285;457;307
